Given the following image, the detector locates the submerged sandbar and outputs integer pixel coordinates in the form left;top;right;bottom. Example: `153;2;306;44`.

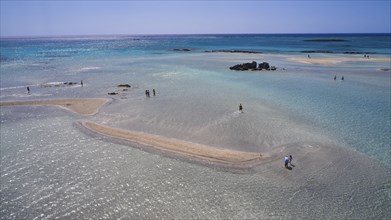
0;98;109;115
81;121;264;165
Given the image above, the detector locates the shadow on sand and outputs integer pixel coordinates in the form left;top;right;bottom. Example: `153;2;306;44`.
286;163;295;170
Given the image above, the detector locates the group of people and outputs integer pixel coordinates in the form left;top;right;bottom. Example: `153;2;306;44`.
145;89;156;97
333;75;344;81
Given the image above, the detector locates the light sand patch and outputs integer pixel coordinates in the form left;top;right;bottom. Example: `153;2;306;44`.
0;98;109;115
288;57;391;65
82;121;264;165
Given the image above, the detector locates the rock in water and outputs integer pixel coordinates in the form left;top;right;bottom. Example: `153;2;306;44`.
229;61;257;71
258;62;270;70
117;84;131;88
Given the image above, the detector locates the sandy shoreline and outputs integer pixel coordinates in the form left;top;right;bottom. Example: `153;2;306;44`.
0;98;109;115
288;56;391;65
81;121;265;166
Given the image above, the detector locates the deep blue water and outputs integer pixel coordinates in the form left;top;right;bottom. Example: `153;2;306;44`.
1;34;390;62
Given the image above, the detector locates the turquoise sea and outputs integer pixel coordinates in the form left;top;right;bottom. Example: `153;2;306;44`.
1;34;390;219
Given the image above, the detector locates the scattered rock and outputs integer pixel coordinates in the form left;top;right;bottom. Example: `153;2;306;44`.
64;82;78;85
117;84;131;88
343;51;375;54
304;39;350;42
173;48;192;52
230;61;257;71
258;62;270;70
108;92;118;95
205;50;262;54
229;61;277;71
301;50;333;54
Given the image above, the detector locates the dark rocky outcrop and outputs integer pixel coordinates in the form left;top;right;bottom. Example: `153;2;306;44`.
117;84;131;88
229;61;277;71
258;62;270;70
64;82;78;86
304;39;350;42
301;50;334;54
229;61;257;71
107;92;118;95
205;50;262;54
173;48;192;52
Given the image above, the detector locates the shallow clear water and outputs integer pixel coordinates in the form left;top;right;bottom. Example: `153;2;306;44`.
1;34;390;218
1;108;390;219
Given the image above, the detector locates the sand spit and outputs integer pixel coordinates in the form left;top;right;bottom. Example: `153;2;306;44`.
288;56;391;65
0;98;109;115
81;121;266;166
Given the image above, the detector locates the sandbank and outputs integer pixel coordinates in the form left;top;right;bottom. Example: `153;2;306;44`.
0;98;109;115
288;56;391;65
81;121;264;166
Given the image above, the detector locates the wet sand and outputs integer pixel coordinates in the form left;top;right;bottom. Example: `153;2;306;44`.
81;121;265;166
0;98;109;115
288;56;391;65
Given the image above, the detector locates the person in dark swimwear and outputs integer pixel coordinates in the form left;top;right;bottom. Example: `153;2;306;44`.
239;103;243;113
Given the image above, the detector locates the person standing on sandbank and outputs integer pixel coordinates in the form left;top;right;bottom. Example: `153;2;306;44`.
153;89;156;96
284;156;289;168
27;86;30;95
239;103;243;113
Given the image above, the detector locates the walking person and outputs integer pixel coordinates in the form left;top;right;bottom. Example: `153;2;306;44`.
239;103;243;113
289;155;293;165
27;86;30;95
284;156;289;168
81;80;83;87
153;89;156;96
